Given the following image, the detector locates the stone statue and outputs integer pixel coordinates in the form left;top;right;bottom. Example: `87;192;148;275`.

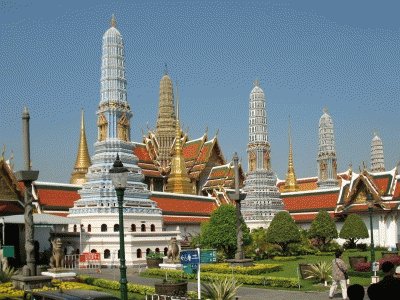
167;237;180;263
49;238;64;269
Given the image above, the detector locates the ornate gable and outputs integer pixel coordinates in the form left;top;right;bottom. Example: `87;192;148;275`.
0;158;24;214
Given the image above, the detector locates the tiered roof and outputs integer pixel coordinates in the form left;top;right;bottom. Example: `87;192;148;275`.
0;158;24;215
279;167;400;223
133;133;225;181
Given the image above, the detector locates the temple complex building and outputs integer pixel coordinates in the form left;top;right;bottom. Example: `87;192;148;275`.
241;80;283;230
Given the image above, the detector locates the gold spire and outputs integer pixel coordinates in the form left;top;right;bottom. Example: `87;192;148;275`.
70;109;91;185
284;117;299;192
165;86;194;194
111;14;117;28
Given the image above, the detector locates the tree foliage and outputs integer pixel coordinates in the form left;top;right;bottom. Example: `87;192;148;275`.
308;210;338;250
265;211;301;254
200;204;251;259
339;214;369;248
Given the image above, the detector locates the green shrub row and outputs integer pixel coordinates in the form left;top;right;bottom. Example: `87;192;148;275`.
201;263;282;274
272;256;300;261
141;269;299;288
76;275;155;295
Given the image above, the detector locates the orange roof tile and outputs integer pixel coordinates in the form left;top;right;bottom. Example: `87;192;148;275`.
0;202;24;215
163;216;209;224
133;144;152;162
282;190;339;212
37;187;80;209
150;194;216;215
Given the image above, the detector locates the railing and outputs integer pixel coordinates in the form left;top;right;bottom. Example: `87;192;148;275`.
64;254;80;269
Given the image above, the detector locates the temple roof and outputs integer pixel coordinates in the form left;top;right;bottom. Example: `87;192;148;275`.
133;133;225;181
33;181;81;215
0;157;24;215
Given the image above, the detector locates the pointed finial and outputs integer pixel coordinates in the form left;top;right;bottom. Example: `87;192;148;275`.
111;14;117;28
323;107;328;114
215;128;219;136
164;63;168;75
1;145;5;160
9;150;14;170
253;79;260;87
80;109;85;130
175;81;180;121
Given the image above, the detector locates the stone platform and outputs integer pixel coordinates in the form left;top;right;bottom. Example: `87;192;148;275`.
12;274;52;290
41;270;77;279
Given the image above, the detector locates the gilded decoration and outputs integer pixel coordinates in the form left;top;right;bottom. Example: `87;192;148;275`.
263;151;270;170
117;113;130;141
320;161;327;181
97;114;108;141
249;151;256;172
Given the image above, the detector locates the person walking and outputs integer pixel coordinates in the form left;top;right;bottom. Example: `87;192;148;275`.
329;249;348;300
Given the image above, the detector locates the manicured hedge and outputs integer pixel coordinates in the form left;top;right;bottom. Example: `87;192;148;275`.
201;263;282;274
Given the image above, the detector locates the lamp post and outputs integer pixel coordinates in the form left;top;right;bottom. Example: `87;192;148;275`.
109;154;129;300
367;193;376;267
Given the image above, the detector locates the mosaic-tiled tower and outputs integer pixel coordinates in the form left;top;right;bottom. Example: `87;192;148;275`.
317;108;338;188
69;17;163;257
242;80;283;230
371;132;385;172
155;70;176;174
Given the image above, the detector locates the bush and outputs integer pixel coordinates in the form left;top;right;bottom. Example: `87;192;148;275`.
354;261;371;272
378;255;400;268
146;251;164;259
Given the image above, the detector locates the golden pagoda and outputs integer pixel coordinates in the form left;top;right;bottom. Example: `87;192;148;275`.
155;67;176;174
70;110;91;185
284;119;299;192
165;88;194;194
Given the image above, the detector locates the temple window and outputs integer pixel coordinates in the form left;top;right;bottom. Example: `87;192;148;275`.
141;224;146;232
101;224;107;232
150;224;155;232
87;224;92;232
137;249;142;258
114;224;119;232
104;249;110;259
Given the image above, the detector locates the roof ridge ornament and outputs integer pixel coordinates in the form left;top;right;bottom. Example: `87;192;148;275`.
253;79;260;87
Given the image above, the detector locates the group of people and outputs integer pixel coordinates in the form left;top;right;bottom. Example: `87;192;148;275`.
329;249;400;299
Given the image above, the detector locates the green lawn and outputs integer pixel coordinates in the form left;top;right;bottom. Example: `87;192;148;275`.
255;249;383;291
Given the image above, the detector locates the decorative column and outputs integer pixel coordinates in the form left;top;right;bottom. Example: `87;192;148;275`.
14;107;39;276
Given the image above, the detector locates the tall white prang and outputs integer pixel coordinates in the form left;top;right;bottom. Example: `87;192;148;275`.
371;132;385;172
242;80;283;230
317;108;338;188
68;16;177;265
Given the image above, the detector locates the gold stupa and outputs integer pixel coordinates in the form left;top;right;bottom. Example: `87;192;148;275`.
70;110;91;185
284;119;299;192
165;88;194;194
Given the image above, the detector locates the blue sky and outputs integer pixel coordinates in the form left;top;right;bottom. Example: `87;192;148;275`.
0;0;399;183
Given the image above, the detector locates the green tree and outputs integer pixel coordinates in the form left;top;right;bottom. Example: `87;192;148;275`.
339;214;369;248
245;227;269;259
265;211;301;255
200;204;251;259
308;210;338;250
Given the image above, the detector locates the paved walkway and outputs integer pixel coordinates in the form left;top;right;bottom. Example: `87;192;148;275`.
74;267;368;300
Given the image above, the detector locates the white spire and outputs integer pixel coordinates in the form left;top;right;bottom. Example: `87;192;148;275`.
100;15;127;105
371;132;385;172
317;108;338;188
248;80;268;145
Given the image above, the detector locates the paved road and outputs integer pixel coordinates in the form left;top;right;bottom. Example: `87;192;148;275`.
74;267;369;300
